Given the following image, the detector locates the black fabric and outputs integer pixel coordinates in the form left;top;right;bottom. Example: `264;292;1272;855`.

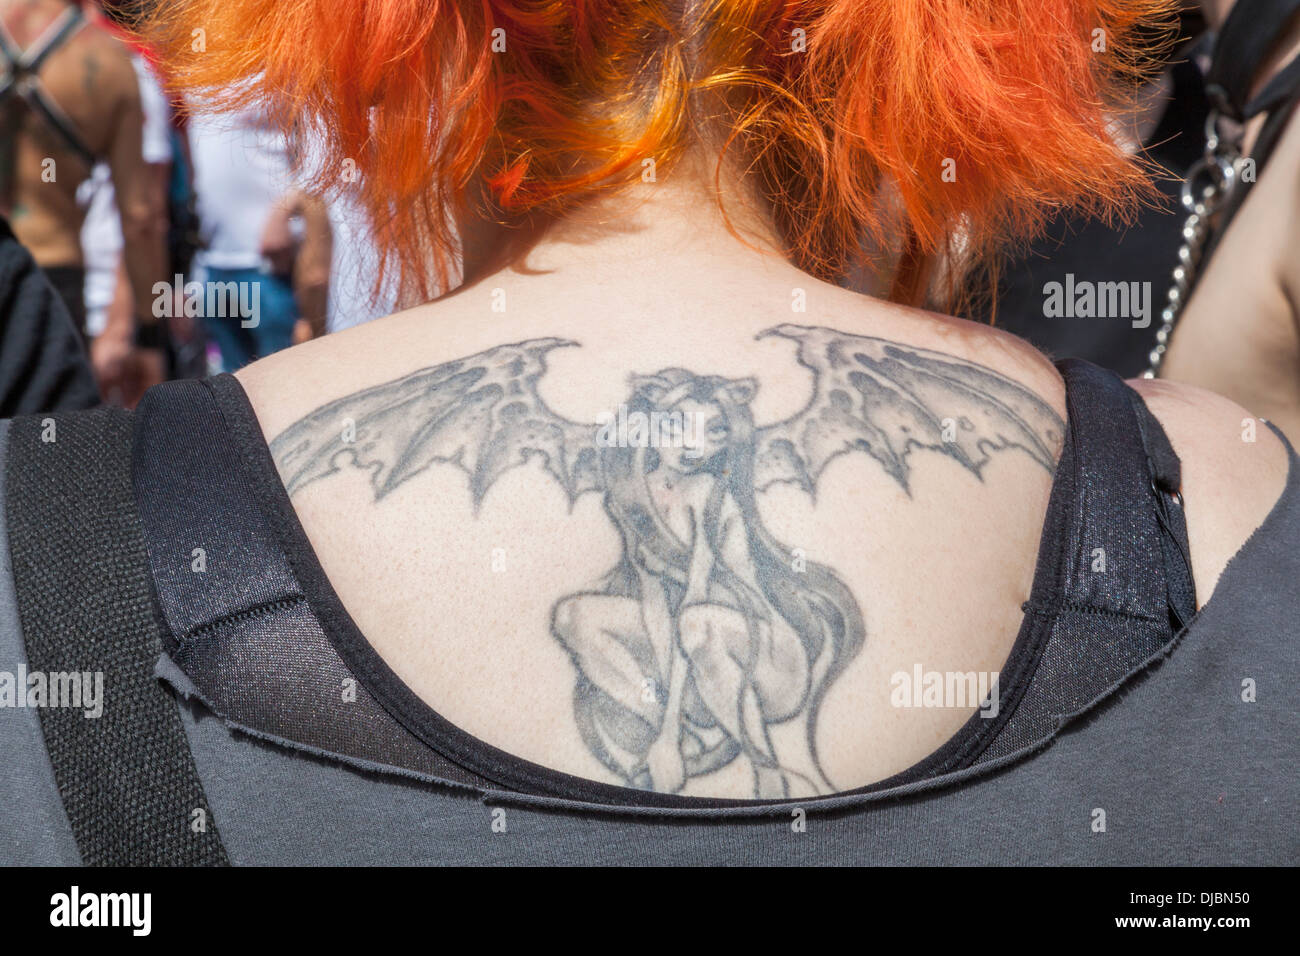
1205;0;1300;118
130;376;489;789
1128;392;1197;632
40;264;86;340
0;6;97;168
128;360;1196;813
974;359;1197;762
0;216;98;416
3;407;228;865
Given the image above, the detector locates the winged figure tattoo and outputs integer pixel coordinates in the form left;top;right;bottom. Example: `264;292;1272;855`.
270;324;1063;799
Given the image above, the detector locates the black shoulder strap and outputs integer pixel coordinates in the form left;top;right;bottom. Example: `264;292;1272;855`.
1127;389;1197;631
0;19;19;71
3;407;229;866
0;7;97;168
132;376;494;788
974;359;1197;763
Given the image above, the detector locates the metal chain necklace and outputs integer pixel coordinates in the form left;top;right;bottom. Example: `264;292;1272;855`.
1144;108;1244;378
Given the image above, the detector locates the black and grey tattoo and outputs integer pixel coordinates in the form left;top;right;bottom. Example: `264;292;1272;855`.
270;324;1064;798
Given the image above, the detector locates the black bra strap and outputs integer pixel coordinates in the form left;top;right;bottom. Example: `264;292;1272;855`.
976;359;1196;763
1033;359;1194;623
131;376;494;788
1128;391;1197;630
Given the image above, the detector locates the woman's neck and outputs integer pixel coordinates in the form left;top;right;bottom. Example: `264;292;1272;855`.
453;149;796;289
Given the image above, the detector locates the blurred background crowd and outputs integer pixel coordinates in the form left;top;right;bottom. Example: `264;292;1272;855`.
1;0;397;414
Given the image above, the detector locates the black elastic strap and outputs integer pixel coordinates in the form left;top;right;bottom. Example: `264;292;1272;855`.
0;20;20;68
4;408;229;866
1128;393;1198;631
977;360;1195;763
22;85;97;167
132;377;495;788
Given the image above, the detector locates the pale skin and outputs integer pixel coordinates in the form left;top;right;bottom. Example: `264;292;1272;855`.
0;0;166;402
236;130;1290;798
640;434;725;794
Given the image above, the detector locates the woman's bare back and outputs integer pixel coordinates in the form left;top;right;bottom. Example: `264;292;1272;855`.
235;211;1289;799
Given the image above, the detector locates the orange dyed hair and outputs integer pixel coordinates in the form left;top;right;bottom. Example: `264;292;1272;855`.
141;0;1173;305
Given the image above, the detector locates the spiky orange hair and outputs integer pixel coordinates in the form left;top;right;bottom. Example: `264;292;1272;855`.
140;0;1172;306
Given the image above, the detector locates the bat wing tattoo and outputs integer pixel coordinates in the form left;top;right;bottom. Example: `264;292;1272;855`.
270;324;1063;799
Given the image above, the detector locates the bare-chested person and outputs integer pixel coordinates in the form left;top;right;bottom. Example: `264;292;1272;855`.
0;0;164;403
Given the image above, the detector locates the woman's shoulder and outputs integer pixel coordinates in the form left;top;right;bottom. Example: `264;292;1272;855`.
1127;378;1294;606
